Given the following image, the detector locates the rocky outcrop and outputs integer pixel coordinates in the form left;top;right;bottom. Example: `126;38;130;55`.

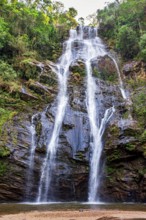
100;118;146;202
122;61;146;79
99;60;146;203
92;55;118;83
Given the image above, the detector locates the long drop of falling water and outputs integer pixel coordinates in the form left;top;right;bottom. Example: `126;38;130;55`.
88;107;115;202
110;56;127;100
86;65;115;202
72;27;115;202
36;30;77;202
26;113;39;196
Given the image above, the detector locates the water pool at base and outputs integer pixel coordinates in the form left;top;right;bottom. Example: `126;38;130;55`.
0;202;146;216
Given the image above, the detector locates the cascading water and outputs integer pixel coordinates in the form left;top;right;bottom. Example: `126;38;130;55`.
26;113;39;196
88;107;115;202
110;56;127;100
27;26;127;203
36;30;77;202
82;28;115;202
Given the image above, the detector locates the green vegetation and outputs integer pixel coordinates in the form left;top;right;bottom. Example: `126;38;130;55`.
139;33;146;61
97;0;146;60
124;143;136;151
0;60;18;81
0;0;78;130
107;149;122;162
132;90;146;127
93;69;117;82
0;0;77;63
0;146;10;158
0;161;8;176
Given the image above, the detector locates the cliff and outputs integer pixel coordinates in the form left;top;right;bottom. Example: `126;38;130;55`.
0;56;146;202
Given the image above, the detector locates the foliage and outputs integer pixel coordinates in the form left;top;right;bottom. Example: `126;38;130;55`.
0;0;77;63
116;25;139;59
0;0;78;117
0;146;10;157
139;33;146;62
124;143;136;151
140;130;146;143
132;90;146;127
0;60;17;81
0;18;10;49
93;69;117;82
97;0;146;60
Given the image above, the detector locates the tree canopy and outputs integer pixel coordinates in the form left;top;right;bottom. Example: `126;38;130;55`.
0;0;78;63
97;0;146;61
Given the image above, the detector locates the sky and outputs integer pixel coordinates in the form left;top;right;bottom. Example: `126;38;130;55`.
53;0;115;19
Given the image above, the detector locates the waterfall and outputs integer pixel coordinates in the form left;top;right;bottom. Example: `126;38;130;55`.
36;30;76;202
26;113;39;197
27;26;127;203
85;61;115;202
109;56;127;100
82;28;115;202
88;107;115;202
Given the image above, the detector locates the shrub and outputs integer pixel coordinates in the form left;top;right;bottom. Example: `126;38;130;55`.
133;91;146;127
139;33;146;62
116;25;139;59
0;18;10;49
0;60;17;81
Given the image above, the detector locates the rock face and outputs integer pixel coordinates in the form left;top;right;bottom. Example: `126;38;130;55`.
122;61;146;79
101;118;146;202
0;59;146;203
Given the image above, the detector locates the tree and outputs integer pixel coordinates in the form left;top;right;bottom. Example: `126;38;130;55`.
68;7;77;18
96;0;146;60
0;18;10;49
86;13;97;26
78;17;84;26
116;25;139;59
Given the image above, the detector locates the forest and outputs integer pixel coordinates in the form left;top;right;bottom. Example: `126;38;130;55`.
97;0;146;60
0;0;145;83
0;0;77;124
